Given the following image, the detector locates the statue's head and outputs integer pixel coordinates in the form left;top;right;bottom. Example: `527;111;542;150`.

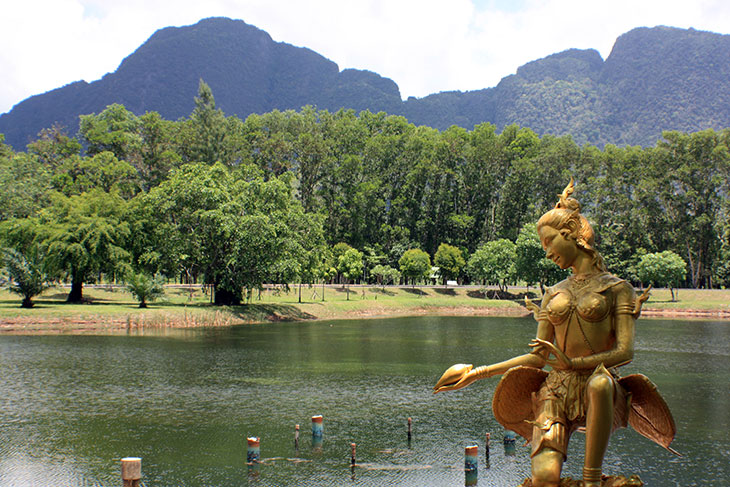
537;179;606;272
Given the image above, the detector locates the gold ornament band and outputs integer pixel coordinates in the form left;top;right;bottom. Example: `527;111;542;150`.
583;466;602;482
473;365;491;379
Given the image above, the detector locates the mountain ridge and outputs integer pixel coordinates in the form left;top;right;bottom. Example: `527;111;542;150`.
2;18;729;149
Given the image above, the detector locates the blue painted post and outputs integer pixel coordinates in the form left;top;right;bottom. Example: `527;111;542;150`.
504;430;516;456
247;437;260;464
464;444;478;471
311;415;323;438
465;468;478;486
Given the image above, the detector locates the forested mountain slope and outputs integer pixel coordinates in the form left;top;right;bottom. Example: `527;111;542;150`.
1;19;729;149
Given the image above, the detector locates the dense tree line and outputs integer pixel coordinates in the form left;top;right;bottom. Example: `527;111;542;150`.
1;81;728;306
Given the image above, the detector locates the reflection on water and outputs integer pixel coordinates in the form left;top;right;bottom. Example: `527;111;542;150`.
0;316;727;486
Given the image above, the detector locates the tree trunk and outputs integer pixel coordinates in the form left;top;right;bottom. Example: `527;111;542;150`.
21;296;34;308
214;286;241;306
67;277;83;303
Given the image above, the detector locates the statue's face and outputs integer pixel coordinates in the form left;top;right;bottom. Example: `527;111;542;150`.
538;225;578;270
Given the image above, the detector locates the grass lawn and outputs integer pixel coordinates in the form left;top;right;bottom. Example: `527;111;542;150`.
0;283;728;333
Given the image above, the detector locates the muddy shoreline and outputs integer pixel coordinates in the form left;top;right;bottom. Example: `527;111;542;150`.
0;305;727;335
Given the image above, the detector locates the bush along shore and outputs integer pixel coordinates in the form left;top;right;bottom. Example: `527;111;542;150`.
1;284;729;334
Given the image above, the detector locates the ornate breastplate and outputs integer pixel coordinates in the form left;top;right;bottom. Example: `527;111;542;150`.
545;273;613;325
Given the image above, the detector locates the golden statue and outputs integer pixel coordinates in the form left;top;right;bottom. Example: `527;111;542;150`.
434;180;677;487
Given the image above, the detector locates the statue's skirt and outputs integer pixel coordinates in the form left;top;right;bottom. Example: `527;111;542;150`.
491;366;678;455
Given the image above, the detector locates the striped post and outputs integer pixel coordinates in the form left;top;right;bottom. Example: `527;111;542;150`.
311;415;323;438
247;437;260;463
465;444;478;471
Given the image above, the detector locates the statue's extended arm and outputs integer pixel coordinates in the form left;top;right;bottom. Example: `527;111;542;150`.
433;318;552;393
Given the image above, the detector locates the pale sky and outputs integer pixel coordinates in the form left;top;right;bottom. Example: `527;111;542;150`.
2;0;730;115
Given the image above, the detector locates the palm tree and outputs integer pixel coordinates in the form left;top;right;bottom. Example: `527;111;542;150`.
2;247;48;308
125;272;165;308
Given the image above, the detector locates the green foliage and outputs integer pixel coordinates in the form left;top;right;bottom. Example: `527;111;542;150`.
338;248;364;282
398;249;431;286
433;243;465;285
468;239;516;292
144;162;323;304
125;271;166;308
40;190;131;302
636;251;687;301
4;89;730;297
188;80;228;165
0;151;51;220
79;104;142;162
50;151;140;198
649;130;730;288
337;247;363;301
370;264;401;288
1;247;49;308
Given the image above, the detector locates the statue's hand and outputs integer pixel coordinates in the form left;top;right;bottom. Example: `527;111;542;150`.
433;363;478;393
529;338;573;370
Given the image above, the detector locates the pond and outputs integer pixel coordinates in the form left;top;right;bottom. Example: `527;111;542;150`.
0;316;727;486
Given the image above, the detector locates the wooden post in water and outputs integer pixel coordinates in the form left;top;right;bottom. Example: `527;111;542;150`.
247;437;260;463
121;457;141;487
503;430;516;456
295;424;300;449
407;417;412;441
485;432;490;458
350;442;356;466
311;415;323;438
464;445;478;471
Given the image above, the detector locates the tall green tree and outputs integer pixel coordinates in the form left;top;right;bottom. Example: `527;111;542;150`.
398;248;431;286
145;162;322;305
41;190;131;302
649;129;730;287
338;248;364;300
51;151;139;198
26;124;82;168
188;80;227;165
468;239;516;292
434;243;465;285
371;264;401;289
79;104;142;163
636;251;687;301
0;151;51;220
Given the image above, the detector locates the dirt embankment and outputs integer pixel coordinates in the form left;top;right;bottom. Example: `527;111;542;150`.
640;307;730;319
0;304;728;334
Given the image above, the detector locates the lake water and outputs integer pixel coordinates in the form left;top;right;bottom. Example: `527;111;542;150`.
0;316;727;486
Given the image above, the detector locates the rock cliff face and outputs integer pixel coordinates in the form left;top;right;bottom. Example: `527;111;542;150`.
2;19;730;149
